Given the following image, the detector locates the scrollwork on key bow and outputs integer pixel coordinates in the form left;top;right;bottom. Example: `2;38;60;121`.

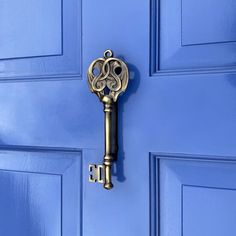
87;50;129;102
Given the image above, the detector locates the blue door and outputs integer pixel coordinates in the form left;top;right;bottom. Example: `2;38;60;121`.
1;0;236;235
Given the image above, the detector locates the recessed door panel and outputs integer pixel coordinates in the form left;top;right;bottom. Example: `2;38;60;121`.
0;0;62;59
0;170;61;236
150;155;236;236
151;0;236;72
0;149;82;236
183;185;236;236
0;0;81;80
182;0;236;46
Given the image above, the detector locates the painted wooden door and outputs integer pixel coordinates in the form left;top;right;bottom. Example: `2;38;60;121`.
1;0;236;236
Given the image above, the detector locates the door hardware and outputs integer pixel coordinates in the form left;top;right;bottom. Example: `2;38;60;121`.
87;49;129;190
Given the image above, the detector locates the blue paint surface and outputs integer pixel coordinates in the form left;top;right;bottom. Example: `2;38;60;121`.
0;0;81;79
156;0;236;70
182;0;236;45
0;0;235;235
151;155;236;236
0;0;62;59
0;149;82;235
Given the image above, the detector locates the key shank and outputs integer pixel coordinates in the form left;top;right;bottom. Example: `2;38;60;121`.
102;96;118;190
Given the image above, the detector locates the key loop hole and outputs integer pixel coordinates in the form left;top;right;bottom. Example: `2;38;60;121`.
104;49;113;59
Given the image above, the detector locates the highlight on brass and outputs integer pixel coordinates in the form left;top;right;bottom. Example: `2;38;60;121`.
87;49;129;190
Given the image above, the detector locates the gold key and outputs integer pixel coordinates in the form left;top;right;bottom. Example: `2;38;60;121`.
87;50;129;190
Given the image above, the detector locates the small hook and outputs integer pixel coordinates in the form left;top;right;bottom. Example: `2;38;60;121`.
104;49;113;59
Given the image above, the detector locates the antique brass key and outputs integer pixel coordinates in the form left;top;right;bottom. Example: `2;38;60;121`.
87;50;129;190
